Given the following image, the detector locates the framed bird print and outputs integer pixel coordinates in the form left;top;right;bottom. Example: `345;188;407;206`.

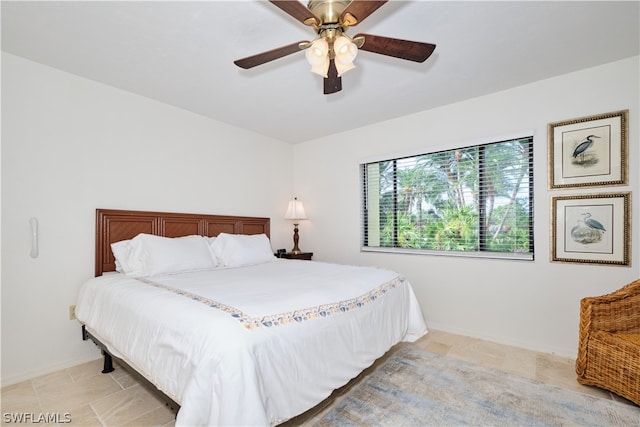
551;192;630;266
548;109;628;189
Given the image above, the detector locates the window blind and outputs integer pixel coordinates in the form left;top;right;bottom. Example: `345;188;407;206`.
361;136;534;260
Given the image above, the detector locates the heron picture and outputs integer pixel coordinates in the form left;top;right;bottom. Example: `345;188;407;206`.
564;204;613;254
562;126;610;176
552;193;630;266
571;134;600;166
570;212;606;244
548;110;627;189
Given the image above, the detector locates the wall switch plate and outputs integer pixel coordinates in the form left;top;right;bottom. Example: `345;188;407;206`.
69;305;76;320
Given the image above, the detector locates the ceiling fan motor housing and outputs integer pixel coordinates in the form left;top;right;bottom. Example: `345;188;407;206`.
308;0;350;25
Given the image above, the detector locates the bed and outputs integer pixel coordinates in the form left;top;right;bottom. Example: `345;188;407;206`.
76;208;427;426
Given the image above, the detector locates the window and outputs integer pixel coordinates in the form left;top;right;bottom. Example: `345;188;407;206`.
361;136;534;260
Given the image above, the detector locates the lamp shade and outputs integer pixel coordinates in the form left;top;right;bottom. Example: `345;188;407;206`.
334;35;357;76
284;198;307;221
305;38;330;77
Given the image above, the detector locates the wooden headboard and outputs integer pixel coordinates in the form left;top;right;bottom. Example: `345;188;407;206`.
95;209;270;276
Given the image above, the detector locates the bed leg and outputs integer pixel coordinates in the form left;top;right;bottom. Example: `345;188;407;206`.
101;351;115;374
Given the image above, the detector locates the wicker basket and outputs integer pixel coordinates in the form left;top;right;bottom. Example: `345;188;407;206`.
576;279;640;405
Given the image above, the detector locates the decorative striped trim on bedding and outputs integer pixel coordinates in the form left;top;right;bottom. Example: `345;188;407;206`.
136;275;405;329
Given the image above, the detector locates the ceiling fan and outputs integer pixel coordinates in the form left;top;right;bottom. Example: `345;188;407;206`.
233;0;436;95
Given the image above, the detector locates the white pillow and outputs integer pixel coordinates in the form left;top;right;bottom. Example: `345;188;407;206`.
126;234;217;277
210;233;275;267
111;239;133;274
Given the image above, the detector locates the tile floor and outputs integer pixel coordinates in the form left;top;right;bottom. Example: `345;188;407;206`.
1;330;633;426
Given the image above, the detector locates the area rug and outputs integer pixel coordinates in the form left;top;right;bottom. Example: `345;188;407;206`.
314;346;640;426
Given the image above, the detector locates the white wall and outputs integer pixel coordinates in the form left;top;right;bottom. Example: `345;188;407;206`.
1;53;294;386
293;56;640;358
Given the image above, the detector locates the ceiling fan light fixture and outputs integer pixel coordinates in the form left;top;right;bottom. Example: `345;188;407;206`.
335;60;355;76
234;1;436;94
305;38;330;77
333;35;357;76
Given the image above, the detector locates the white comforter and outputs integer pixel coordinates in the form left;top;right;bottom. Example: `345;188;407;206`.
76;259;427;426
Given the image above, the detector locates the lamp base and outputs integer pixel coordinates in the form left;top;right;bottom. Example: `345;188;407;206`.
291;223;302;254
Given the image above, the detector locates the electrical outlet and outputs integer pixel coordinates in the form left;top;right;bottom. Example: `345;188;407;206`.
69;305;76;320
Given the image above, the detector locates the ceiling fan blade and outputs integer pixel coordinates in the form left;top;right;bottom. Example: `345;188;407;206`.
234;41;306;69
269;0;319;26
340;0;387;26
324;59;342;95
354;33;436;63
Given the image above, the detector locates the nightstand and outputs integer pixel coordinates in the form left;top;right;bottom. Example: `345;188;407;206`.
280;252;313;261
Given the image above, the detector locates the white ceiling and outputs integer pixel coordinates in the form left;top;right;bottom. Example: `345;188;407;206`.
2;1;639;143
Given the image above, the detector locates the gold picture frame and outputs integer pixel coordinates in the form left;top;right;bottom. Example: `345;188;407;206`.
551;192;630;266
548;110;628;189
